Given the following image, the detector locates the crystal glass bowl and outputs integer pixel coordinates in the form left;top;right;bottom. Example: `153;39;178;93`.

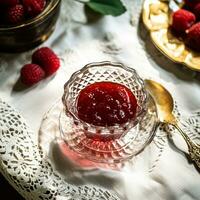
59;62;158;164
62;61;148;141
0;0;61;53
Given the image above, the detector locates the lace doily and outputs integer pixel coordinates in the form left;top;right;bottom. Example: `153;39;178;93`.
0;99;120;200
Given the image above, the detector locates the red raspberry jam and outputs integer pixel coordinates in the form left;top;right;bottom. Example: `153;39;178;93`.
76;82;138;126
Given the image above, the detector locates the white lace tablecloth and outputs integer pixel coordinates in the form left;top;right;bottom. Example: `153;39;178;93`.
0;0;200;199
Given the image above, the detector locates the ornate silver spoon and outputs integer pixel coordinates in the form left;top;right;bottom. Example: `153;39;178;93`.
145;79;200;169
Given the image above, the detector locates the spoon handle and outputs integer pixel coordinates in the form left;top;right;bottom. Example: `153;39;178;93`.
173;124;200;169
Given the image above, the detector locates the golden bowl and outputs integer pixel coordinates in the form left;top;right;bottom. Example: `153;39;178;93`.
0;0;61;53
142;0;200;72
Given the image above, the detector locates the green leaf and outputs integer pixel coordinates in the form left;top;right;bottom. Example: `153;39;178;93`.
86;0;126;16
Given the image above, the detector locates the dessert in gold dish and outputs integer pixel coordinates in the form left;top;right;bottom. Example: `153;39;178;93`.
142;0;200;72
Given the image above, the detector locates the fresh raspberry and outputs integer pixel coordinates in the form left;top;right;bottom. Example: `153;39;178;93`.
32;47;60;76
0;0;19;7
20;64;45;86
186;22;200;51
7;4;25;24
172;9;196;34
23;0;46;17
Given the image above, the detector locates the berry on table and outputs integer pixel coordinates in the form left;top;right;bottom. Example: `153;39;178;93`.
19;47;59;87
32;47;60;76
20;63;45;86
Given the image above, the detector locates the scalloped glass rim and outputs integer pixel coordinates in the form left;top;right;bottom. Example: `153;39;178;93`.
142;0;200;72
62;61;148;131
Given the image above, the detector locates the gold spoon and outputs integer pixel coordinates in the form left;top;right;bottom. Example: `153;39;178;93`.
145;79;200;169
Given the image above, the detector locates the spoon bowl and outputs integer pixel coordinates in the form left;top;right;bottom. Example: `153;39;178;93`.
145;80;175;124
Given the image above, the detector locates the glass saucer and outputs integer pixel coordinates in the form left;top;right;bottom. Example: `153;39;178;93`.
59;95;158;164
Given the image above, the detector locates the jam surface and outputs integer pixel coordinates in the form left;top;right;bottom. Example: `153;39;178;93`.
76;82;138;126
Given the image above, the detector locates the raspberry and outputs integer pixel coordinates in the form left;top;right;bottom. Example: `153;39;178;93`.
32;47;60;76
186;22;200;51
20;64;45;86
172;9;196;34
23;0;46;17
7;4;25;24
0;0;19;7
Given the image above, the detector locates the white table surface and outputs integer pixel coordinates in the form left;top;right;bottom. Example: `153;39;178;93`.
0;0;200;199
